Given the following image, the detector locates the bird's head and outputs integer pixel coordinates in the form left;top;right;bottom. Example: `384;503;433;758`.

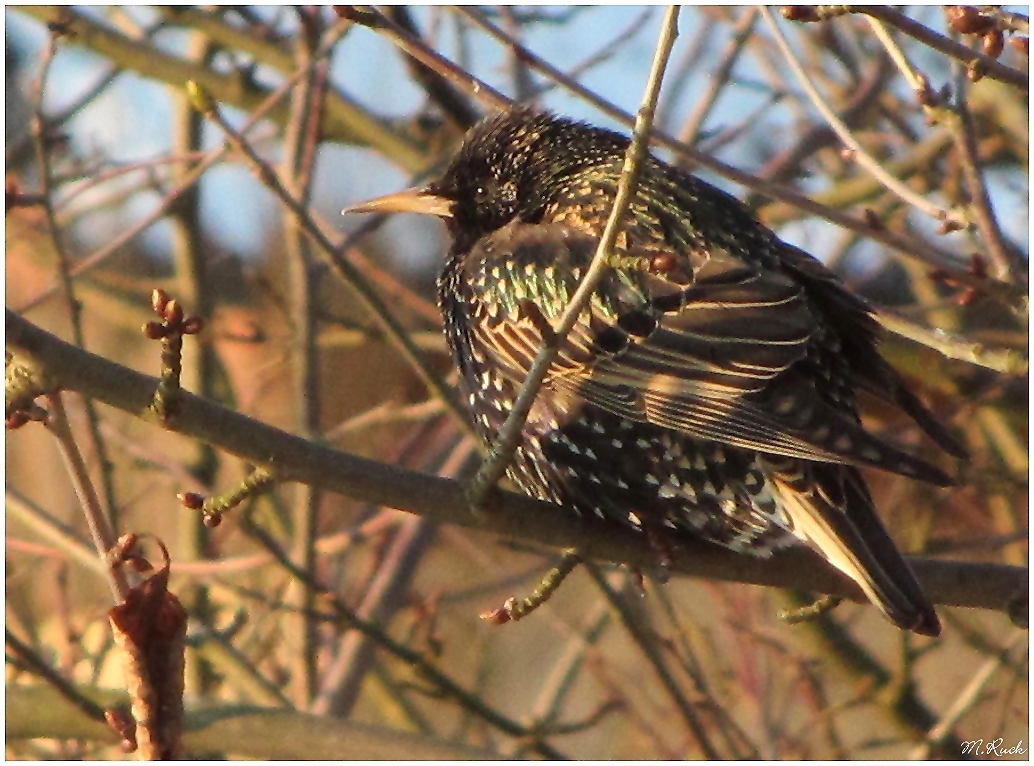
346;108;627;252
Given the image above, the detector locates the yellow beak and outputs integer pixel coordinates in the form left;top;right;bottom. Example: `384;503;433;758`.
343;187;453;218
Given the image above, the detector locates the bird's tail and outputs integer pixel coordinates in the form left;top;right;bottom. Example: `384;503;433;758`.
768;461;941;636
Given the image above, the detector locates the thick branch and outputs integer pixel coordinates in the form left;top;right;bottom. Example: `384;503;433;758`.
7;309;1026;620
6;684;498;759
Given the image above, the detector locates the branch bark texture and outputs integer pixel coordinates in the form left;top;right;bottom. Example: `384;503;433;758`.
7;309;1026;619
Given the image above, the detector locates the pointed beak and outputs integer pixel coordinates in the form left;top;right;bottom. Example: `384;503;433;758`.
343;187;453;218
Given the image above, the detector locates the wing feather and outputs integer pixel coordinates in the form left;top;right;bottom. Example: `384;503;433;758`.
460;221;956;485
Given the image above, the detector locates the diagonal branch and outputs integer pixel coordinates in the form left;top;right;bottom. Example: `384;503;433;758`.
188;86;467;427
467;5;683;506
850;6;1028;91
761;7;968;228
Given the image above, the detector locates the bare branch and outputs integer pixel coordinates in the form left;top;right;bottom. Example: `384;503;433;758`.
8;309;1026;619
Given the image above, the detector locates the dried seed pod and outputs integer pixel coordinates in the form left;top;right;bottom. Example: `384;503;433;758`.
151;288;170;315
177;492;205;510
123;554;154;574
108;533;141;566
180;316;205;335
163;300;184;326
107;539;187;760
479;606;512;625
780;6;821;23
982;30;1005;59
945;5;995;35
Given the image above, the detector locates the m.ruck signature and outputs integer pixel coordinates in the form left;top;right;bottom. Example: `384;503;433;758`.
961;739;1026;757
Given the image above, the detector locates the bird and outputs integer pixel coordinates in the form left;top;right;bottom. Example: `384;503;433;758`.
347;107;967;636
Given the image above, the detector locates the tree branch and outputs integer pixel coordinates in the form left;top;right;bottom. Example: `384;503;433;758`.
7;309;1026;621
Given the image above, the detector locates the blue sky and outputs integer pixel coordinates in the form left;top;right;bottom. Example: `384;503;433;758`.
6;7;1026;276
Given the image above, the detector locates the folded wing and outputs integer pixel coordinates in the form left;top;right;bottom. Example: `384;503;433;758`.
461;221;959;485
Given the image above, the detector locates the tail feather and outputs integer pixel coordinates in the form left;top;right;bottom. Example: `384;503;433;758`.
890;381;970;460
856;358;970;462
769;463;941;636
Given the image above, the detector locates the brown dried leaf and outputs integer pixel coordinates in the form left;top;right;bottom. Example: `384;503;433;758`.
108;540;187;760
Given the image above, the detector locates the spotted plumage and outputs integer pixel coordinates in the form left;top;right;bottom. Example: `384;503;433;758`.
350;108;967;636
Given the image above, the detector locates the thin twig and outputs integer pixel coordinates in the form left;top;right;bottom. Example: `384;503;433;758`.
650;585;761;758
43;392;130;602
678;7;759;147
310;433;471;718
776;592;962;754
386;6;479;129
31;34;122;533
348;7;510;110
909;629;1027;759
167;29;219;701
15;501;402;580
480;549;584;624
466;5;683;506
584;563;723;759
754;55;892;189
54;151;209;210
863;15;926;94
530;8;657;102
324;399;446;441
654;11;715;128
6;64;119;167
950;57;1024;281
280;12;328;705
5;629;108;725
761;7;967;228
6;487;105;575
310;514;435;716
876;309;1028;375
189;627;294;709
189;86;468;429
238;513;569;760
848;6;1028;91
16;17;354;315
16;7;427;167
505;599;612;757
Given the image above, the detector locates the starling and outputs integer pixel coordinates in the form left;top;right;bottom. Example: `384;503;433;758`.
349;107;966;636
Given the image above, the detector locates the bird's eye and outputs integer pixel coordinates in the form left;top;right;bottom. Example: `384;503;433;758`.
473;185;491;204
